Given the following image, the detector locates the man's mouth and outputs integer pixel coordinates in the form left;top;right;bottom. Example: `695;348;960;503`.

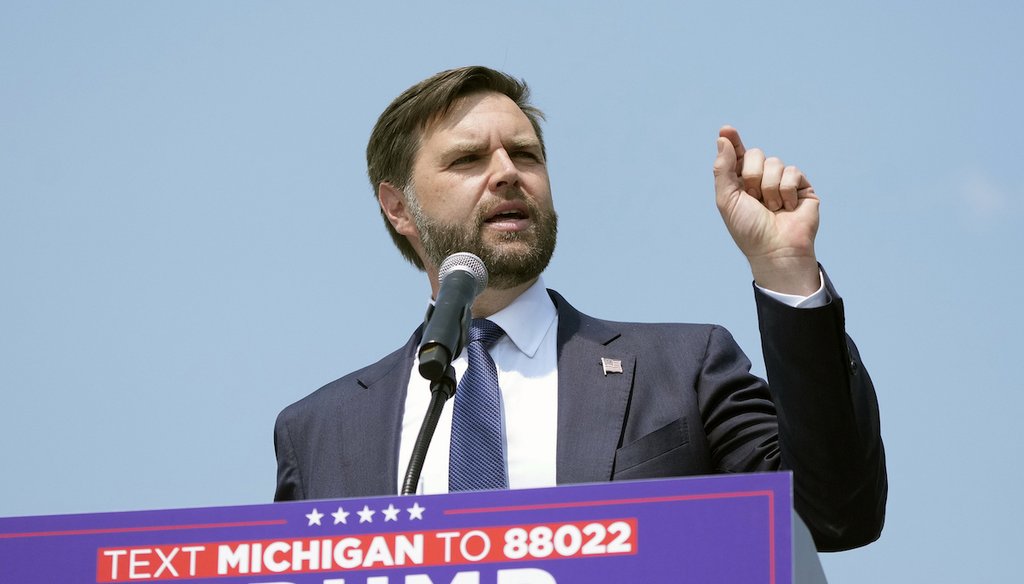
483;203;531;230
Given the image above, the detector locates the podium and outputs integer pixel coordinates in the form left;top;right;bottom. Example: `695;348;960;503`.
0;472;825;583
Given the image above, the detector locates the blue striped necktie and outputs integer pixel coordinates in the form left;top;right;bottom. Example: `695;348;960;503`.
449;319;508;491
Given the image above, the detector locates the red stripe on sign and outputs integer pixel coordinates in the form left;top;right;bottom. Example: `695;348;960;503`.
0;520;287;540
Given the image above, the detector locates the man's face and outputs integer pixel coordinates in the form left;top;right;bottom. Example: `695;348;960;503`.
404;92;557;290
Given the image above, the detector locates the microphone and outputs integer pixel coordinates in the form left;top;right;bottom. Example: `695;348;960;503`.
417;252;489;381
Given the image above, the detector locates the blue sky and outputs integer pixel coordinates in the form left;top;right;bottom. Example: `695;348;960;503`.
2;2;1022;582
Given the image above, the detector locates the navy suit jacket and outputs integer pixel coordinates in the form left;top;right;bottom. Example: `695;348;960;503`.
274;280;886;551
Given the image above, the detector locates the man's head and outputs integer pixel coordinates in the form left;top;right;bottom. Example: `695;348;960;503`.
368;66;556;289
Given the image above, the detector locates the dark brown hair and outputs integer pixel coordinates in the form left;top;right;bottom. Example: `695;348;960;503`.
366;66;546;269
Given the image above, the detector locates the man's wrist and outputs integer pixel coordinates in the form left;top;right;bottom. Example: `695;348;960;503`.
748;256;821;296
756;270;829;308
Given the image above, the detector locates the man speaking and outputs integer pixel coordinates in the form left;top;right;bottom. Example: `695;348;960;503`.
273;66;886;552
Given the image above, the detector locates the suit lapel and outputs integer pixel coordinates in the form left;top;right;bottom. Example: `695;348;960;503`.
346;331;418;496
550;291;635;485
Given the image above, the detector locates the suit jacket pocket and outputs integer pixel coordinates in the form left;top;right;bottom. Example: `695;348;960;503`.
613;417;691;480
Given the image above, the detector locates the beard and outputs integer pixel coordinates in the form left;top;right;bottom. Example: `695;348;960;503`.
404;186;558;290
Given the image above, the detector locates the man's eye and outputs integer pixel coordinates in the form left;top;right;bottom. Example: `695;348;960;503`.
512;151;541;162
450;155;479;166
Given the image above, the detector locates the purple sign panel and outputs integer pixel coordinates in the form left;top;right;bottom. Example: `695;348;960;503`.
0;472;792;583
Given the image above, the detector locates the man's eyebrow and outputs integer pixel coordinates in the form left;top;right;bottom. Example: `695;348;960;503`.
438;141;487;158
505;137;542;150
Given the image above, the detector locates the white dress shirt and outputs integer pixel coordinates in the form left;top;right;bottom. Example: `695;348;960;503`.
397;273;828;494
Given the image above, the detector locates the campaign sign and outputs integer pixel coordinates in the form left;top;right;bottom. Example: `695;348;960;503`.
0;472;791;583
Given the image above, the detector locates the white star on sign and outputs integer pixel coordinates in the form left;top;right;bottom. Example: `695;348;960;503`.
306;508;324;526
382;504;400;522
331;506;350;525
406;502;425;520
357;505;376;523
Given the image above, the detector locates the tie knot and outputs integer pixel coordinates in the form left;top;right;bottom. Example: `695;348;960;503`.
468;319;504;348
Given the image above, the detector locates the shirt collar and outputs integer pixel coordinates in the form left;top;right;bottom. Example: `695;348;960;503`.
485;277;556;359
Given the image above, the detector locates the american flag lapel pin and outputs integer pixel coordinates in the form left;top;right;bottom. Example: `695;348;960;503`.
601;357;623;376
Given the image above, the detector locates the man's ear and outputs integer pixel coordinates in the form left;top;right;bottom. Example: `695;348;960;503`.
378;182;418;238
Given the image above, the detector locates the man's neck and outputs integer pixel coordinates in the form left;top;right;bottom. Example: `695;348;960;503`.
469;277;538;318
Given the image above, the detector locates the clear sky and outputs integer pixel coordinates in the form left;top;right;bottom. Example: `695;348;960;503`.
2;1;1021;582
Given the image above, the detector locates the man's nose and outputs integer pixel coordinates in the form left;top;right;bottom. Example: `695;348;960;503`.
487;149;519;193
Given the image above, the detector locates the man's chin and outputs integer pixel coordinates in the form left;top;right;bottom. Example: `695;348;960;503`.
481;235;534;254
481;249;553;290
479;240;540;266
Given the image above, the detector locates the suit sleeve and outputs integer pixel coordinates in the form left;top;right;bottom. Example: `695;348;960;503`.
754;269;887;551
273;410;305;502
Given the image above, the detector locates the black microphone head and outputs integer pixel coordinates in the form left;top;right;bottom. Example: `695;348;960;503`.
438;252;488;297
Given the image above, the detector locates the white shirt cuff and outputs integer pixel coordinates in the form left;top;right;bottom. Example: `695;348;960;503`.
755;270;829;308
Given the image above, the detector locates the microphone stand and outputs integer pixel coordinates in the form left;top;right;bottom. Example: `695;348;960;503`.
401;365;456;495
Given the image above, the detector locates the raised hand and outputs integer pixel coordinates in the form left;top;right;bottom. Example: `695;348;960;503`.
713;126;822;296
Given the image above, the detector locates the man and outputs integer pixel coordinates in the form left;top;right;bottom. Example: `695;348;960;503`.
274;66;886;551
